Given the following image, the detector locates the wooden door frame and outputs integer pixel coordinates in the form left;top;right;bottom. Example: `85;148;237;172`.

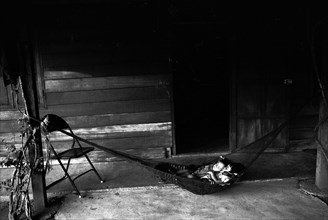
229;35;237;152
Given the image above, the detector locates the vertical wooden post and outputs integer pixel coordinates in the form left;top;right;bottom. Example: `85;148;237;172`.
20;41;47;213
166;0;176;156
316;26;328;191
316;101;328;191
229;34;237;152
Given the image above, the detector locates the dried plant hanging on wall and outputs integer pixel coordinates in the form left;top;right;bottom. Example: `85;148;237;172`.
0;114;52;220
1;116;33;220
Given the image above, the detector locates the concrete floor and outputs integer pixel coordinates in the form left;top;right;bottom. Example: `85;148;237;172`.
1;150;328;219
48;179;328;220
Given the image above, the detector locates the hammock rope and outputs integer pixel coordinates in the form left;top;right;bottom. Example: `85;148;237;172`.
25;115;287;195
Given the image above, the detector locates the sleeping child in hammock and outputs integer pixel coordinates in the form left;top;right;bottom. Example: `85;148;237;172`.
175;156;245;185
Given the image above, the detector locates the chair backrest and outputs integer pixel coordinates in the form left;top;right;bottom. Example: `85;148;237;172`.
41;114;82;149
41;114;70;133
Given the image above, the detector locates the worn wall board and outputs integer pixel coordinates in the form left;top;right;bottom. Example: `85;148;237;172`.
0;7;172;172
235;77;288;151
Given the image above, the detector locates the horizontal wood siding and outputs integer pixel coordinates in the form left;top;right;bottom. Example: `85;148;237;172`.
46;87;168;105
43;63;169;79
42;64;170;162
1;24;172;166
45;74;170;92
236;78;288;151
289;108;318;149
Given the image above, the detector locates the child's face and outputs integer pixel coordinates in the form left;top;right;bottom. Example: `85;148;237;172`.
213;161;225;171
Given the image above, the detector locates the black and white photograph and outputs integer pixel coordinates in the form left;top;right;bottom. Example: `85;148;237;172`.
0;1;327;219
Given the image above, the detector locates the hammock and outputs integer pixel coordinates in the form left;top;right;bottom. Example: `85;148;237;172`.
41;118;287;195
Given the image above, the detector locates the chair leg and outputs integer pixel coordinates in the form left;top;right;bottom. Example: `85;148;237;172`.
84;154;104;183
46;159;72;188
57;158;83;198
49;143;83;197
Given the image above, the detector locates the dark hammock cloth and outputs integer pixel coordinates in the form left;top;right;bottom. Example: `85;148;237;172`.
49;120;287;195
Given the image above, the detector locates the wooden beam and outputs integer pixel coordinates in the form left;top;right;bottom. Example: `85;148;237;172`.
32;32;47;108
44;74;170;92
19;41;47;213
229;34;237;151
315;26;328;191
316;101;328;191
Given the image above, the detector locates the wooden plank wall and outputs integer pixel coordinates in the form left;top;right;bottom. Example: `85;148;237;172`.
1;15;172;166
1;68;172;165
41;32;172;162
236;78;288;152
288;103;318;150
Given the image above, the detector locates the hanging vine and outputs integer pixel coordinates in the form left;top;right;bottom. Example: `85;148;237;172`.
0;115;34;220
0;117;53;219
0;84;52;219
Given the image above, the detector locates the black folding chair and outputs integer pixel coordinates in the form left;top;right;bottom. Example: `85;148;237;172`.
41;114;103;198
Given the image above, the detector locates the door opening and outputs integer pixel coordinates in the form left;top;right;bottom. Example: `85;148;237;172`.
172;31;230;154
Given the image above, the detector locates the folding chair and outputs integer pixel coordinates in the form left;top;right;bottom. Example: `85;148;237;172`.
41;114;103;198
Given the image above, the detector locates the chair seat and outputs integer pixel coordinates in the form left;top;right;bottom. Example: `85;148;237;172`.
42;114;103;197
56;147;94;159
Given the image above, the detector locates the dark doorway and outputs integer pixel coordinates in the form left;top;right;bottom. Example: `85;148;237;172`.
172;26;230;154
